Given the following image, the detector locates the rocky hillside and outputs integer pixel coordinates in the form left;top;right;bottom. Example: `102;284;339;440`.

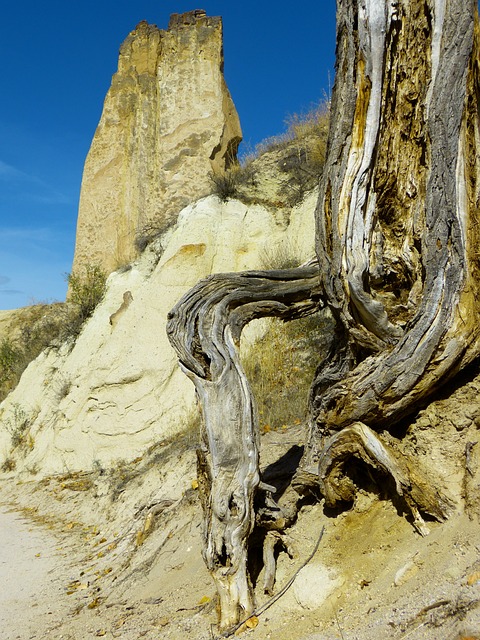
0;190;317;476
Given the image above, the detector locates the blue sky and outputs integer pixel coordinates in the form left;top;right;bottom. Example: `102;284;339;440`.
0;1;336;310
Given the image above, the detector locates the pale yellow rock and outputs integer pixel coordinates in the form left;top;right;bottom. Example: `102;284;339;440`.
293;563;343;610
71;11;241;278
0;193;317;476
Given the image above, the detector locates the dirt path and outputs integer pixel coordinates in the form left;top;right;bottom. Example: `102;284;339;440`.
0;506;73;640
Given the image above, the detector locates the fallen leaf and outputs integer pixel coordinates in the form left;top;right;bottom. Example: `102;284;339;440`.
467;572;480;586
191;479;199;490
246;616;259;629
66;580;89;594
113;618;126;629
235;616;259;634
198;595;211;605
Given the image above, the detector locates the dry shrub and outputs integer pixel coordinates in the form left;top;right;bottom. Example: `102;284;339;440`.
210;101;329;207
0;265;106;402
1;402;35;461
209;164;257;202
277;102;330;205
242;310;334;433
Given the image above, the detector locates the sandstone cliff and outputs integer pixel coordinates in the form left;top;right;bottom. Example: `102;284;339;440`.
71;11;241;277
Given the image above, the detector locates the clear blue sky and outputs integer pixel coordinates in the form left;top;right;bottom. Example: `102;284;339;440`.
0;1;336;310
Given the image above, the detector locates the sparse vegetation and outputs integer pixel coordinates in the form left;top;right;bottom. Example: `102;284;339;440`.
0;306;65;402
242;310;334;433
55;377;72;401
209;163;256;202
1;456;16;472
107;458;138;501
0;265;107;403
134;220;168;254
209;101;330;207
260;240;307;271
276;103;329;205
66;264;107;326
0;337;21;391
3;403;30;449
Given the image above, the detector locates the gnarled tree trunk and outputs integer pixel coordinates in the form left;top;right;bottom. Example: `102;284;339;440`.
308;0;480;454
167;266;321;629
168;0;480;630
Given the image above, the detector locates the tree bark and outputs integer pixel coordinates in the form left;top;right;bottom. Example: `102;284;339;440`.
167;0;480;629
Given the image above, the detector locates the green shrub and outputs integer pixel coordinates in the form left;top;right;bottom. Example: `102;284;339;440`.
66;264;107;322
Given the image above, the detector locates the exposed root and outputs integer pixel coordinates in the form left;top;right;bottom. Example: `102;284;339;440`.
317;422;452;535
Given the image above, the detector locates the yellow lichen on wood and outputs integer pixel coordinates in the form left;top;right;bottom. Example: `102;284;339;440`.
351;57;372;152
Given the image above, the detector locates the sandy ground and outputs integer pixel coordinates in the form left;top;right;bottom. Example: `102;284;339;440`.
1;409;480;640
0;506;73;640
1;489;480;640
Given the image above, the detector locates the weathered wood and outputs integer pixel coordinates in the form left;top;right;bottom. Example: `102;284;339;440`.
262;532;280;595
317;422;451;535
307;0;480;452
167;266;321;629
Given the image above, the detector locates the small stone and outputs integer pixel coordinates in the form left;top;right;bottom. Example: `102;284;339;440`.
154;617;169;628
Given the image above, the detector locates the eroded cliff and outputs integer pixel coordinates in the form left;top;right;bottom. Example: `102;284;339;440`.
71;11;241;277
0;192;317;475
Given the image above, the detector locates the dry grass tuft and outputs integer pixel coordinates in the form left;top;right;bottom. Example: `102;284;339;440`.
210;101;330;207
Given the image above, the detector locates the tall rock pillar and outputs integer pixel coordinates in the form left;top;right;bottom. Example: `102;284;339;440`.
71;10;241;277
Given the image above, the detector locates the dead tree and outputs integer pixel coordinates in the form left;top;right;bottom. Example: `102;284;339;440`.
167;267;321;628
168;0;480;630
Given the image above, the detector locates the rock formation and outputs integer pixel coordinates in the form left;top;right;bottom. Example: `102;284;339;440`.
71;11;241;277
0;193;317;475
